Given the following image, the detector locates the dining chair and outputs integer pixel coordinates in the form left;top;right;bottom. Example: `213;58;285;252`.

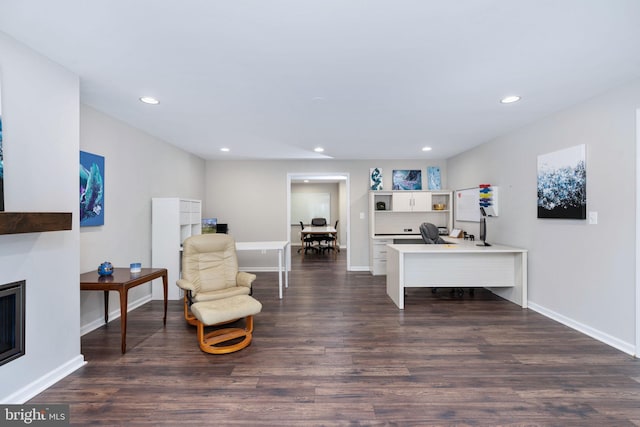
320;220;338;253
298;221;317;254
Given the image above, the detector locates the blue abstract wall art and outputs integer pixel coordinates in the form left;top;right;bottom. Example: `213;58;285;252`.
537;144;586;219
392;169;422;190
370;167;383;190
427;166;441;190
80;150;105;226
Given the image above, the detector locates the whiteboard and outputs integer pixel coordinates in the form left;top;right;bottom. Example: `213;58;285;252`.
455;188;480;222
291;193;330;225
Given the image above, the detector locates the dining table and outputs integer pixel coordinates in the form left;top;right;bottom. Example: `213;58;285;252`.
301;226;338;258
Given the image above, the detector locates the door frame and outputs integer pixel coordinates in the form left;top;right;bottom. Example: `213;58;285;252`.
634;108;640;357
286;172;351;271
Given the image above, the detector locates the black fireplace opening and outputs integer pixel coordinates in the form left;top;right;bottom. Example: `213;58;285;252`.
0;280;25;366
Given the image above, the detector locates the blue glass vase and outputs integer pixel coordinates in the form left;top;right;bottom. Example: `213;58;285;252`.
98;261;114;276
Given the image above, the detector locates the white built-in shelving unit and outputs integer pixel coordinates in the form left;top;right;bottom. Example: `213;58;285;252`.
369;190;453;275
151;198;201;300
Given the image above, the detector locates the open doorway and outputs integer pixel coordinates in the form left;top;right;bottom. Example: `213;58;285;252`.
286;173;350;271
636;108;640;357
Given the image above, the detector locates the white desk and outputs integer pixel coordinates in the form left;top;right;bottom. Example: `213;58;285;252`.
386;239;527;309
236;241;289;299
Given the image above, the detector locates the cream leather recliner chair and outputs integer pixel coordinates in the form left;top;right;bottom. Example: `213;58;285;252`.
177;234;256;326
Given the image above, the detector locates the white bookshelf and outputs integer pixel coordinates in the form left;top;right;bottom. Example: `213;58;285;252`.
152;198;201;300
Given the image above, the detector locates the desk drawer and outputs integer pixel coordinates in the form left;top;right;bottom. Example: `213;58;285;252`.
372;258;387;275
373;244;390;259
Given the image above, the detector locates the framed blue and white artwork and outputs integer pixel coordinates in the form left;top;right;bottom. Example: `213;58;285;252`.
537;144;586;219
370;167;383;190
80;150;105;226
427;166;441;190
392;169;422;190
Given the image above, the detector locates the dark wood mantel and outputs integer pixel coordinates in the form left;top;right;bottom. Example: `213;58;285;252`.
0;212;72;235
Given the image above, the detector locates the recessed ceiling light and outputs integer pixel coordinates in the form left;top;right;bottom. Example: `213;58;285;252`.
314;147;325;153
220;147;230;152
304;179;310;183
422;146;432;152
500;95;521;104
139;96;160;105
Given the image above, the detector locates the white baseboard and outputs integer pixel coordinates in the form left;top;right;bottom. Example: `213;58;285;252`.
349;266;371;272
528;301;635;356
1;355;86;404
81;294;152;336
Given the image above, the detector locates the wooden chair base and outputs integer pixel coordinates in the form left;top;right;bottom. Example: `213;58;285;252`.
184;295;199;326
196;315;254;354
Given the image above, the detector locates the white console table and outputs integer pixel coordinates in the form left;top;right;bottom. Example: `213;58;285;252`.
235;241;289;299
386;239;527;309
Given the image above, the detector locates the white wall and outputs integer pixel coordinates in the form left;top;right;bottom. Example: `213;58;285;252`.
0;32;82;402
79;105;206;332
205;159;447;270
448;78;640;354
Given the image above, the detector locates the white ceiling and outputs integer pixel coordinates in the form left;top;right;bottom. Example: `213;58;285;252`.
1;1;639;160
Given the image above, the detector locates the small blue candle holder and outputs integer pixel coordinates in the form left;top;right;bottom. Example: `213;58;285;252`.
98;261;113;276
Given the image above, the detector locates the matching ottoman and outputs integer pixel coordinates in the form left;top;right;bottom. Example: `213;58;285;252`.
190;295;262;354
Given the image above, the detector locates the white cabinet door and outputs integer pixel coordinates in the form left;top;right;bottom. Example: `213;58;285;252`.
392;192;431;212
412;192;431;211
392;192;413;212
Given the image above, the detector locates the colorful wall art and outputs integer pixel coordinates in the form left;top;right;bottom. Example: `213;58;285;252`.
537;144;586;219
370;167;383;190
392;169;422;190
427;166;441;190
80;150;105;226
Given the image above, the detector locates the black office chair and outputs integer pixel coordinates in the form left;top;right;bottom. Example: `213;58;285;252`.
420;222;446;244
298;221;317;254
320;220;338;253
420;222;473;297
311;218;327;226
308;218;329;249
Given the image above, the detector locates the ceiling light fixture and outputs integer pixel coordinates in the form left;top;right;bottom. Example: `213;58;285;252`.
139;96;160;105
220;147;230;152
422;146;432;152
500;95;521;104
314;147;325;153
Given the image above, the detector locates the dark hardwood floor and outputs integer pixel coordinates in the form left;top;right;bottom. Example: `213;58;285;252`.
31;249;640;426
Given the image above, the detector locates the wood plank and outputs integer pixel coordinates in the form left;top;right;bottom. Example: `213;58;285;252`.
27;250;640;425
0;212;72;235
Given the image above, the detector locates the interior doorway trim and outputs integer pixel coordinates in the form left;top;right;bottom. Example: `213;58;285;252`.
634;108;640;357
286;172;351;271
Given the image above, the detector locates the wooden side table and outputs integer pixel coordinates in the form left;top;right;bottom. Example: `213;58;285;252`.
80;268;168;353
